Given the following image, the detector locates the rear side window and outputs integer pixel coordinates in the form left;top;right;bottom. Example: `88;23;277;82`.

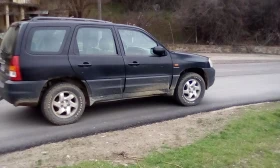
27;27;69;54
75;27;117;56
0;26;19;60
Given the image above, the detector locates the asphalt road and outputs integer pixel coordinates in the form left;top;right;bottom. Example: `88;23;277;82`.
0;62;280;154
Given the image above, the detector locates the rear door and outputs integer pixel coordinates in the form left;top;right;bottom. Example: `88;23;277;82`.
20;24;75;81
68;25;125;101
116;27;173;97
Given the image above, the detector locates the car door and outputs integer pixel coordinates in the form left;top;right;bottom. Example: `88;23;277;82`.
116;27;173;97
69;25;125;101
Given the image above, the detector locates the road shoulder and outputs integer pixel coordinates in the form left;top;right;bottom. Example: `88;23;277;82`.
1;102;279;168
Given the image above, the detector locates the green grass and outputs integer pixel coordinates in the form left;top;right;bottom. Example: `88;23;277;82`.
62;103;280;168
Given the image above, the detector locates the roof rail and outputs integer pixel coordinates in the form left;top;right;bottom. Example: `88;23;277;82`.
31;17;112;23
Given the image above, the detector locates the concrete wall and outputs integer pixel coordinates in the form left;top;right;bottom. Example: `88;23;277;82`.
169;44;280;55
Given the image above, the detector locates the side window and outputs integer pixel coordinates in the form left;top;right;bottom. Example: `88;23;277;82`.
75;27;117;56
28;28;67;54
118;29;157;56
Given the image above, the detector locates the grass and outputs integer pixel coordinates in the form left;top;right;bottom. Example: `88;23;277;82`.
62;103;280;168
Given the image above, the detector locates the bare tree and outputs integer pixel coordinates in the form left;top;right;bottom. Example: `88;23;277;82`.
115;0;179;12
98;0;102;19
59;0;96;18
118;0;159;28
40;0;280;45
177;0;247;45
246;0;280;45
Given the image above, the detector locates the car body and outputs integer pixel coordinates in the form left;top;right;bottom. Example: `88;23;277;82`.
0;17;215;125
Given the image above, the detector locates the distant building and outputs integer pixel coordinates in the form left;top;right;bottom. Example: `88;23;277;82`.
0;0;46;32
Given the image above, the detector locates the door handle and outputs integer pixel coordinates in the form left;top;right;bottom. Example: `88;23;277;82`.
128;61;140;66
78;62;92;68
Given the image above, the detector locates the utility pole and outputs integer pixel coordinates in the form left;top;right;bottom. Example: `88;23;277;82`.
98;0;102;20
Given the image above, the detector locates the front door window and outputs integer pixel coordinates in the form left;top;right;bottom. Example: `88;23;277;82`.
118;29;157;56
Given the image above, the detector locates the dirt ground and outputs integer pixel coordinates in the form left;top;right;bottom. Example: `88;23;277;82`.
0;104;268;168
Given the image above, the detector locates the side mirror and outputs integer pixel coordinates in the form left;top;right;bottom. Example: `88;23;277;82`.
152;46;166;56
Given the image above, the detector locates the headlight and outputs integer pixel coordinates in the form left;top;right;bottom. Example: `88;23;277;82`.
209;58;213;68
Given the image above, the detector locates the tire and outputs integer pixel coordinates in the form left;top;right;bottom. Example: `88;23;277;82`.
174;72;206;106
41;83;86;125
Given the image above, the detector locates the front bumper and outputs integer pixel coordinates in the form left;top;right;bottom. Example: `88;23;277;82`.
0;80;46;106
203;67;215;89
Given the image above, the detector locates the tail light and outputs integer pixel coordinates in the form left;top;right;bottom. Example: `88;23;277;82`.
9;56;22;81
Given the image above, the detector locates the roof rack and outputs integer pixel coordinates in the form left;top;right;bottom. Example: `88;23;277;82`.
31;17;112;23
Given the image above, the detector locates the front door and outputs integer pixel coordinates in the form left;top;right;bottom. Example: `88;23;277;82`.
69;25;125;101
116;28;173;97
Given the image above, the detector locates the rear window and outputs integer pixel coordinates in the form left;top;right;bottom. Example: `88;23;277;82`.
27;27;69;54
0;26;19;60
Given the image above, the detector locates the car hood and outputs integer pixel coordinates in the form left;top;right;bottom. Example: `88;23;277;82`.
170;51;209;63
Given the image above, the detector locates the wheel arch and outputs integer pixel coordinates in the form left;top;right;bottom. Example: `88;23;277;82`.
179;68;208;89
173;68;207;106
39;77;92;106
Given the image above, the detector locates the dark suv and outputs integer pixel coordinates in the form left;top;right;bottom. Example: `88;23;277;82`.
0;17;215;125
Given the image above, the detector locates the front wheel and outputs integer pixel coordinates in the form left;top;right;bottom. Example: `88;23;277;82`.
174;73;206;106
41;83;86;125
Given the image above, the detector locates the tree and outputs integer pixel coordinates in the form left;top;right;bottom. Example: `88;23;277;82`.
40;0;280;45
59;0;96;18
98;0;102;19
115;0;179;12
177;0;247;44
246;0;280;45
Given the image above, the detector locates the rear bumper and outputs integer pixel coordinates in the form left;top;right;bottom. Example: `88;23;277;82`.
0;80;46;106
203;68;215;89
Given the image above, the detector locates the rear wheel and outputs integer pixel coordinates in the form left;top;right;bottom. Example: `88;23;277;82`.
41;83;86;125
175;73;206;106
